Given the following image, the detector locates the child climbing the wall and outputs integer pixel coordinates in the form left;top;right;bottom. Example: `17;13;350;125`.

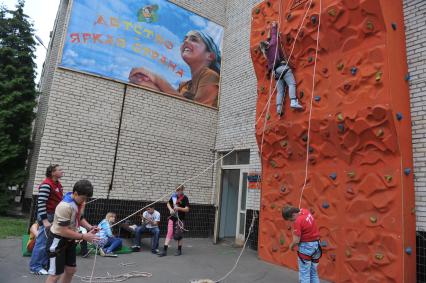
282;205;321;283
97;212;123;257
259;21;303;116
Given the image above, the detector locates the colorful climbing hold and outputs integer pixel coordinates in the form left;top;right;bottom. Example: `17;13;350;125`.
255;8;260;14
366;21;374;31
370;216;377;224
280;186;286;193
311;15;318;25
337;113;344;121
261;31;265;36
329;173;337;180
337;63;344;71
299;91;304;98
280;235;285;245
328;8;336;17
376;128;384;137
266;113;271;120
322;201;330;209
405;73;411;81
337;123;345;133
308;56;313;63
391;22;397;30
302;134;308;142
375;252;384;260
375;71;382;82
347;171;356;179
314;96;321;102
351;67;357;76
270;160;277;168
404;168;411;176
266;1;271;7
260;86;265;93
345;249;352;258
320;240;327;247
405;247;412;255
384;175;393;182
287;13;292;21
309;146;314;153
396;112;403;121
280;140;288;147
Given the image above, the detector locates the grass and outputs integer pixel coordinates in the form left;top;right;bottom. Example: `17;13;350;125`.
0;216;28;239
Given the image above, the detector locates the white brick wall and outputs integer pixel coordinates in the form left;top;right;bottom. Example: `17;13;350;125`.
403;0;426;230
214;0;262;211
27;0;222;205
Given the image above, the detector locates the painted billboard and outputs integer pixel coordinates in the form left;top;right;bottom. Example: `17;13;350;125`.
61;0;224;108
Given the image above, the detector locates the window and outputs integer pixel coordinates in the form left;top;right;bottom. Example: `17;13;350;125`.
222;150;250;165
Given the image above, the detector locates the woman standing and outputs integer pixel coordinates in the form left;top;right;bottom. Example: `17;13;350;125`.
158;185;190;257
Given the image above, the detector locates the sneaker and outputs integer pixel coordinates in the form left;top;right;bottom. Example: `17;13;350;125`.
131;245;141;252
99;248;106;257
31;269;48;275
158;250;167;257
152;249;160;254
290;99;303;109
104;252;118;257
174;250;182;256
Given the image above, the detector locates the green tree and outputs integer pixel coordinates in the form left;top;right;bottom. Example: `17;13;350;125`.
0;0;37;214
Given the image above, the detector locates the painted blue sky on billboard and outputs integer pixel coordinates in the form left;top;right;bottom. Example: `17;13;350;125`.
61;0;224;89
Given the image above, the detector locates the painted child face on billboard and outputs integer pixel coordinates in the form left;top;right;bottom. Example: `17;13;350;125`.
61;0;224;108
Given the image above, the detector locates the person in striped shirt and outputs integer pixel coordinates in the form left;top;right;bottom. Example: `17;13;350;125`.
29;164;64;275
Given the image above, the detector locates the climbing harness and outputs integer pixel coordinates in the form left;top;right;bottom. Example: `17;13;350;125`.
297;240;322;264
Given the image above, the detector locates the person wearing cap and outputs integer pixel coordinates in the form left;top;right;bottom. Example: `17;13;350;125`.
282;205;321;283
129;30;221;108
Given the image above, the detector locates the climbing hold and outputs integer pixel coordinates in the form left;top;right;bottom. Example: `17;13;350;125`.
299;91;304;98
320;240;327;247
375;252;384;260
328;8;336;17
269;160;277;168
351;67;357;76
322;67;328;74
287;13;292;21
309;146;314;153
405;73;411;81
347;171;356;179
404;168;411;176
280;235;285;245
344;83;351;92
266;1;271;7
396;112;403;121
337;63;344;71
346;187;354;195
302;134;308;142
384;175;393;182
272;246;278;252
266;113;271;120
337;113;344;121
311;15;318;25
280;140;288;147
366;21;374;31
338;123;345;133
271;203;276;209
308;56;313;63
255;8;260;14
391;22;397;30
322;201;330;209
314;96;321;102
370;216;377;224
376;128;384;137
405;247;412;255
287;225;292;231
260;86;265;93
330;254;336;261
273;173;279;179
375;71;382;82
261;31;265;36
329;173;337;180
280;186;286;193
345;249;352;258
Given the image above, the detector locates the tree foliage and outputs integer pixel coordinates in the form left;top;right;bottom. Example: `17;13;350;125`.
0;0;37;214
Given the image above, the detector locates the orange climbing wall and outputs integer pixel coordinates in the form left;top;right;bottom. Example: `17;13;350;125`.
250;0;416;282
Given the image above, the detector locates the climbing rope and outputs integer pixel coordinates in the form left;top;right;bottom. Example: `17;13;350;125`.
75;271;152;283
298;0;322;209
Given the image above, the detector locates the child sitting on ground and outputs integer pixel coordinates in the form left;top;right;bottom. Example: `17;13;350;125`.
97;212;123;257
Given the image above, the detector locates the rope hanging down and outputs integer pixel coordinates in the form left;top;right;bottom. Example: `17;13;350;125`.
298;0;322;209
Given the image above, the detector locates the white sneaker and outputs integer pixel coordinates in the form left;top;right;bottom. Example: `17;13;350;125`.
31;268;48;275
290;99;303;109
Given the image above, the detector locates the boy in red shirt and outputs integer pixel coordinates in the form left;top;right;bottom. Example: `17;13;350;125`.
283;206;321;283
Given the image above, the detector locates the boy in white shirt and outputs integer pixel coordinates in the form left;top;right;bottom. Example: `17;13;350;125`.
131;206;160;254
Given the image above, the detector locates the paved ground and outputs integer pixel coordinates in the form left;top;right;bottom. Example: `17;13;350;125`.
0;237;329;282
